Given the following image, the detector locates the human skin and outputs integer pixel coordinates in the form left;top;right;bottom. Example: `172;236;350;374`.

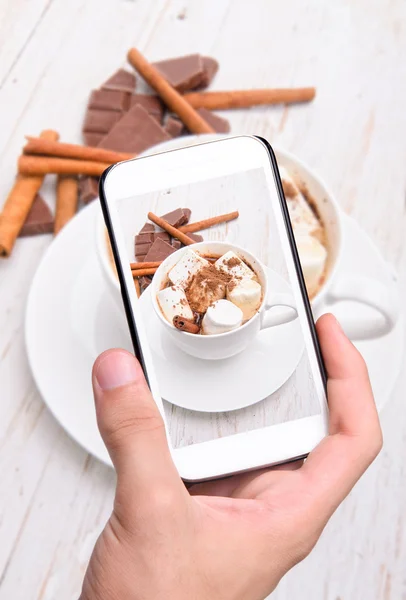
80;314;382;600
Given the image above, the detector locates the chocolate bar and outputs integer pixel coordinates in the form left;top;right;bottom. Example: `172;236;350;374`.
160;208;188;227
83;109;122;134
135;233;154;244
98;104;170;154
164;116;184;138
144;238;176;262
19;195;53;237
83;132;104;147
152;231;171;243
88;89;131;112
139;222;155;233
182;208;192;221
187;233;203;243
134;241;151;256
129;95;164;122
196;108;230;133
152;54;205;92
197;57;219;89
79;177;99;204
102;69;137;93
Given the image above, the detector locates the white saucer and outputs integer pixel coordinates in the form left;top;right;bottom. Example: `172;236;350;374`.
138;272;304;413
25;202;403;466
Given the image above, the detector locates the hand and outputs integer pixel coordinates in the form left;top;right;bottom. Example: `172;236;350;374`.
80;314;382;600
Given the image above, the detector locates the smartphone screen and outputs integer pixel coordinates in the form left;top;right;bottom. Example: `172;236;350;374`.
101;137;327;466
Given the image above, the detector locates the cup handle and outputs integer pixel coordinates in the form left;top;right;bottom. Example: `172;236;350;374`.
327;274;400;339
261;292;298;329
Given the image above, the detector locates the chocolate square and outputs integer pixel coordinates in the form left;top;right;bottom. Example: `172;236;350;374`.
83;132;104;147
139;276;153;290
102;69;137;93
196;108;230;134
187;233;203;243
79;177;99;204
134;241;151;256
83;109;122;134
135;233;153;244
195;57;219;90
139;222;155;233
98;104;170;154
88;89;131;112
171;239;182;249
152;54;205;92
152;231;170;243
144;238;176;262
19;195;53;237
159;208;187;227
182;208;192;222
129;95;164;122
164;116;184;138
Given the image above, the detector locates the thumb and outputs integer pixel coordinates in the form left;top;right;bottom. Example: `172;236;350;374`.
92;349;183;505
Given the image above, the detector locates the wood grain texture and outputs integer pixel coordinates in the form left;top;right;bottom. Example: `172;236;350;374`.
1;0;406;598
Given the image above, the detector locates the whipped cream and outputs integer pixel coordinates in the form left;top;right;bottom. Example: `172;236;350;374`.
157;286;193;324
201;299;243;335
227;278;262;320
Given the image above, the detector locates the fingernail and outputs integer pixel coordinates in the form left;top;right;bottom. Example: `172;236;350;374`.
95;351;138;390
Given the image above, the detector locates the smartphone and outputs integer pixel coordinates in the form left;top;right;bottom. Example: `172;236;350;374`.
99;135;328;482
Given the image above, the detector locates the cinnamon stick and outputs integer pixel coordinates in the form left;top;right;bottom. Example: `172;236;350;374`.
173;315;200;334
24;137;135;164
134;278;141;298
131;267;158;277
147;212;195;246
183;88;316;110
54;176;79;234
179;211;239;233
18;155;110;177
0;129;59;257
127;48;215;135
130;261;162;270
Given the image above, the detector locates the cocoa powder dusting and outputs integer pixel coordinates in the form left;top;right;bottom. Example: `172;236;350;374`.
185;263;232;313
224;256;240;269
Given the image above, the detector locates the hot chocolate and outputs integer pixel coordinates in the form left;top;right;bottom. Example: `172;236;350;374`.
157;248;263;335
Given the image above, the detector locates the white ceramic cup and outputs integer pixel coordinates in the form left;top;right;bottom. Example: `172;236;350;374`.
150;241;297;360
96;141;400;340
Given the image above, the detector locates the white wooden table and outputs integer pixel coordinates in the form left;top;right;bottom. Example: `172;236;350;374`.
1;1;405;598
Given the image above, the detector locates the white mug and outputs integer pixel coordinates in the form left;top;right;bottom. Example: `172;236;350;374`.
151;242;298;360
96;142;400;341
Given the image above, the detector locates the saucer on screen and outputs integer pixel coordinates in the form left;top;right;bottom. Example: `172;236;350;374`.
137;271;304;413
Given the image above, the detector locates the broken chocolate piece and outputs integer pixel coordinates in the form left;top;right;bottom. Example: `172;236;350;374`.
88;89;131;112
139;276;152;290
144;238;176;262
19;195;53;237
102;69;137;93
171;239;182;249
159;208;187;227
83;109;122;134
135;254;146;262
152;54;205;92
196;56;219;89
79;177;99;204
129;95;164;122
164;116;184;138
98;104;170;154
196;108;230;133
187;233;203;243
152;231;170;243
135;233;153;244
134;241;151;257
83;132;104;147
139;222;155;233
182;208;191;222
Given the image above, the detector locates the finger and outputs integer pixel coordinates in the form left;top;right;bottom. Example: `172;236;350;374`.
190;460;304;498
93;349;184;504
301;314;382;514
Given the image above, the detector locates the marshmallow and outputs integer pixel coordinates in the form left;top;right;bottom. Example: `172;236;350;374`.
215;251;255;281
157;286;194;324
201;299;243;335
295;234;327;297
280;166;323;240
168;249;209;289
227;278;262;320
